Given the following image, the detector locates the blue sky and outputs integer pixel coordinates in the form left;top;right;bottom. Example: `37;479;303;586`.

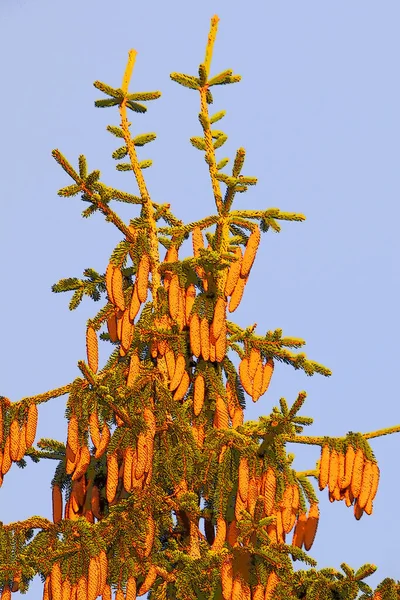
1;0;399;596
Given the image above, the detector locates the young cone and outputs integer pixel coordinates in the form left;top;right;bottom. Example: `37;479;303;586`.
25;403;38;447
240;226;260;277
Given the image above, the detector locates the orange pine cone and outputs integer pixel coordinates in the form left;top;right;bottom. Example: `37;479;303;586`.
137;566;157;596
211;297;226;340
221;557;233;600
106;453;119;503
318;444;330;491
87;557;99;600
51;562;63;600
135;434;148;480
292;512;307;548
351;448;365;498
136;254;150;303
185;284;196;325
67;415;79;456
26;403;38;448
238;457;249;503
211;517;227;551
281;485;295;533
72;445;91;481
215;319;227;362
176;284;186;331
9;419;20;462
341;444;356;489
129;284;141;322
239;357;253;396
89;412;101;449
224;246;242;297
232;407;244;428
189;313;201;357
165;345;176;380
127;350;140;388
168;273;180;320
247;477;258;517
264;467;276;516
52;484;63;524
226;382;236;420
214;395;229;429
144;514;155;557
354;499;364;520
337;451;345;489
328;448;339;493
16;422;27;461
123;446;134;492
121;309;134;352
111;267;125;312
264;572;279;600
358;460;373;510
105;263;115;304
231;577;243;600
97;551;107;595
241;226;260;277
86;325;99;374
235;492;247;521
252;584;264;600
248;348;261;380
192;423;205;448
43;576;51;600
173;371;190;401
193;374;205;416
101;584;111;600
260;359;274;395
77;576;87;600
169;353;186;391
2;436;12;475
228;274;247;313
303;503;319;551
95;423;111;459
61;578;71;600
368;462;380;505
251;361;263;402
200;317;210;361
106;313;118;342
125;577;136;600
192;226;204;256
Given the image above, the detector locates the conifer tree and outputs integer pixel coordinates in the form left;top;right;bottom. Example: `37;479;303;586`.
1;13;399;600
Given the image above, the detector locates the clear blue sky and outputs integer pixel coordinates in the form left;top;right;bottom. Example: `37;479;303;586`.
1;0;399;596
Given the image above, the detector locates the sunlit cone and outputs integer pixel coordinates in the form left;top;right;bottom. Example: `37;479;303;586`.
251;361;263;402
200;317;210;361
337;452;345;489
89;412;101;449
123;446;134;492
95;423;111;459
226;382;236;420
225;246;242;297
241;226;260;277
72;445;91;481
248;348;261;380
16;422;27;461
264;571;279;600
185;284;196;324
354;499;364;520
215;319;227;362
10;419;20;462
238;457;249;503
2;436;11;475
344;486;354;508
52;484;63;524
26;403;38;448
211;297;226;340
303;502;319;551
129;284;141;322
211;517;226;551
318;444;330;491
232;407;244;428
328;448;339;493
98;551;108;595
106;313;118;342
61;578;71;600
101;584;111;600
106;453;119;503
239;357;253;396
281;485;295;533
214;394;229;429
169;353;186;391
77;576;87;600
116;312;123;342
105;263;115;304
87;557;100;600
264;468;277;516
231;577;243;600
209;336;216;362
193;374;205;416
291;483;300;512
173;371;190;401
341;444;356;489
221;557;233;600
252;584;264;600
164;344;176;381
125;577;136;600
127;350;140;387
168;273;180;320
121;309;134;352
51;562;62;600
365;497;373;516
111;267;125;312
176;285;186;331
227;521;239;548
137;566;157;596
189;313;201;357
368;462;380;505
260;359;274;395
43;576;51;600
67;415;79;456
351;448;365;498
192;423;205;448
247;477;258;517
235;491;247;521
86;325;99;374
292;512;307;548
136;254;150;303
358;460;373;510
228;274;247;313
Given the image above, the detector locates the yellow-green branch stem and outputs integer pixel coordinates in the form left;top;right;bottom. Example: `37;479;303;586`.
285;424;400;446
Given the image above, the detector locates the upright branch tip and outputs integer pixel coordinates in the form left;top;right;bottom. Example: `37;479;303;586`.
122;49;137;94
204;15;220;78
